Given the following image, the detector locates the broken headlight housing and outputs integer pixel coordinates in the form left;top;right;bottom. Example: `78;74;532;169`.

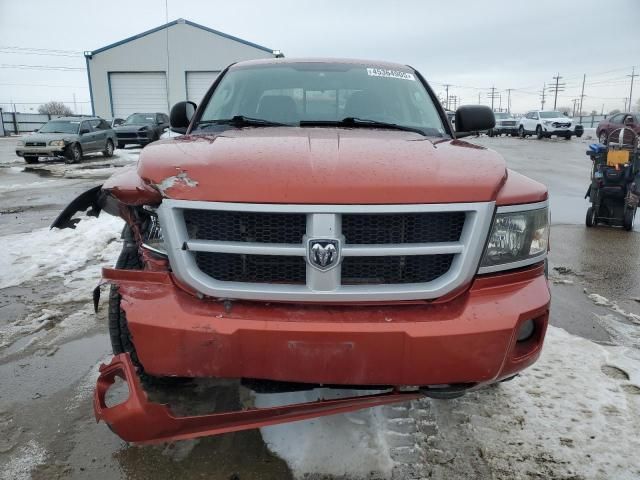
141;207;167;256
49;140;66;146
478;203;549;274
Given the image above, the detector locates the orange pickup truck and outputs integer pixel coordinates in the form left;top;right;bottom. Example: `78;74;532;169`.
54;58;550;444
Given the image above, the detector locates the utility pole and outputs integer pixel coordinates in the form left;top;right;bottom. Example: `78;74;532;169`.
624;98;628;111
498;94;502;112
578;74;586;117
478;92;481;105
627;66;637;112
444;84;451;110
540;83;546;110
487;86;498;111
73;93;77;114
549;73;565;110
506;88;512;113
571;98;579;117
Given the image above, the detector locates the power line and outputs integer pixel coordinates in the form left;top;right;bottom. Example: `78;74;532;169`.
0;49;81;58
0;45;83;55
0;82;88;88
0;64;85;71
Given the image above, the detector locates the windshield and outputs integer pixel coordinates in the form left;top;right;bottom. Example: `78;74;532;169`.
494;112;512;119
539;111;566;118
38;120;80;134
125;113;156;125
197;63;446;136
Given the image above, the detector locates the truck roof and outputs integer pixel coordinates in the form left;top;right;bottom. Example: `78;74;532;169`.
230;57;412;70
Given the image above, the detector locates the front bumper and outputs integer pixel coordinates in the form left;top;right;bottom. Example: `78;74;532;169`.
96;264;549;442
542;125;572;134
107;263;549;386
493;126;518;134
116;132;150;145
16;146;64;157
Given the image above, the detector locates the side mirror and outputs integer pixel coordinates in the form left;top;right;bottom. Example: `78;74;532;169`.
170;101;197;134
455;105;495;133
79;128;90;135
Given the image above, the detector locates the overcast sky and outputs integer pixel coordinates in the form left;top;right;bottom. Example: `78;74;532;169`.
1;0;639;115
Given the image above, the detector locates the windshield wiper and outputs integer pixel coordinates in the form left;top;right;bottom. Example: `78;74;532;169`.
300;117;428;136
198;115;288;129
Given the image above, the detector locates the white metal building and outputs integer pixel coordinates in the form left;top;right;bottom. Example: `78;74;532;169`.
85;19;277;119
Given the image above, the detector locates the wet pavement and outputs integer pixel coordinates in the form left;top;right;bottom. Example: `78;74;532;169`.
0;133;639;479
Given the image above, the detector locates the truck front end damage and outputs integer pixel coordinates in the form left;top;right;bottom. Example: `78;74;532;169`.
53;59;551;444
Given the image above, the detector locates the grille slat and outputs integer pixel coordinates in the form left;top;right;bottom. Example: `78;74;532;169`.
184;209;306;243
196;252;306;284
342;212;465;244
342;255;454;285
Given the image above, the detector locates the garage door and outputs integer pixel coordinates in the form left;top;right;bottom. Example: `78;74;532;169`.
186;71;220;104
110;72;168;117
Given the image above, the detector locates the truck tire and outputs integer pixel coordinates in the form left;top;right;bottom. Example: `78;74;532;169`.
623;207;635;231
536;126;544;140
64;143;82;164
108;235;142;363
488;129;495;137
102;139;114;158
586;207;595;227
518;126;526;138
108;228;191;384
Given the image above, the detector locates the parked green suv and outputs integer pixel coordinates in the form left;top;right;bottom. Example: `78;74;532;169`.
15;116;117;164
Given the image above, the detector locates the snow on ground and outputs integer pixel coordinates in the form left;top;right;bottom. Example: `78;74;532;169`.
257;326;640;480
0;214;122;290
0;214;123;353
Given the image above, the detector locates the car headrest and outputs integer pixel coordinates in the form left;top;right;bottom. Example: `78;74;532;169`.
256;95;298;123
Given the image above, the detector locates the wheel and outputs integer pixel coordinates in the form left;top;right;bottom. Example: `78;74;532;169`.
623;207;636;231
24;155;39;164
518;126;526;138
564;134;572;140
536;126;544;140
102;139;114;157
117;142;126;149
64;143;82;164
108;232;142;359
511;132;518;137
488;129;495;137
586;206;596;227
108;227;191;385
598;132;608;145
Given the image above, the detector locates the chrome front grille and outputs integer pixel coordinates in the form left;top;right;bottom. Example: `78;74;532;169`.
158;200;495;302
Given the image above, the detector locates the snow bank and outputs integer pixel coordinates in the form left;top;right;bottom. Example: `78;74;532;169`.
0;214;123;289
258;326;640;479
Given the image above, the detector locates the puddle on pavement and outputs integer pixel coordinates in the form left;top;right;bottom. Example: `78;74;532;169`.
0;333;109;405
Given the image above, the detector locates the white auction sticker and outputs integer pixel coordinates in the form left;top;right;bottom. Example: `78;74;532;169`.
366;68;415;81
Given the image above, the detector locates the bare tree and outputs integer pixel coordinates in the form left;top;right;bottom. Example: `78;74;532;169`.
557;105;572;115
608;109;621;115
38;101;73;116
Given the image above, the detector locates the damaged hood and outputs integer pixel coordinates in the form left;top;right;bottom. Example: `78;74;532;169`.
137;128;507;204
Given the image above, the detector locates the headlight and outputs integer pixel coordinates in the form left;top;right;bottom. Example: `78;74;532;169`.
141;208;167;256
49;140;65;146
543;120;552;125
479;204;549;273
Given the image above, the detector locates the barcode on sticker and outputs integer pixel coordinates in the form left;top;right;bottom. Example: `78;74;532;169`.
366;68;415;81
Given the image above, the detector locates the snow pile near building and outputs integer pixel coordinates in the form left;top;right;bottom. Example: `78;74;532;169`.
258;326;640;480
